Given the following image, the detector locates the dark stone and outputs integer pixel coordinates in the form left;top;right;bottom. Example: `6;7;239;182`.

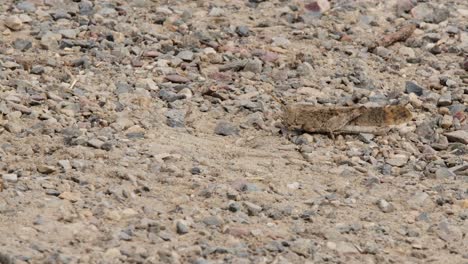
13;38;32;51
236;26;250;37
405;81;424;96
165;109;185;128
51;11;72;20
214;121;240;136
159;89;185;102
30;65;44;74
190;167;201;175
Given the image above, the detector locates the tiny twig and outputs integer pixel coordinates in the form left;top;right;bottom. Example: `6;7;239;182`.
64;68;78;90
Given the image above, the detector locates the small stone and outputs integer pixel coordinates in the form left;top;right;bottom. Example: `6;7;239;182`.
440;115;453;129
399;46;415;58
228;201;241;212
40;32;61;50
159;90;184;102
236;26;250;37
408;192;430;209
411;3;449;24
104;248;121;259
37;165;56;174
272;36;290;48
405;81;424;96
243;201;262;216
13;39;32;51
377;199;395;213
297;62;314;76
4;16;23;31
202;216;223;227
435;168;456;178
289;239;315;258
374;46;392;59
165;74;190;83
178;88;193;99
444;130;468;144
304;0;331;14
396;0;415;15
190;167;201;175
177;50;194;61
209;7;224;17
30;65;44;74
2;173;18;183
287;182;300;190
438;93;452;106
119;231;132;241
214;121;240;136
58;29;78;39
58;160;72;171
176;220;189;234
115;82;131;94
165;109;185;128
16;2;37;12
445;79;457;88
58;191;81;202
386;154;409;167
87;138;105;149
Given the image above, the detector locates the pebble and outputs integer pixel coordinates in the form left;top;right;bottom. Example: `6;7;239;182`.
386;154;409;167
176;220;189;234
87;138;105;149
209;7;225;17
58;160;72;171
444;130;468;144
40;32;61;50
377;199;395;213
440;115;453;129
271;36;291;48
2;173;18;183
412;3;449;23
236;26;250;37
177;50;194;61
437;93;452;106
214;121;240;136
435;168;456;178
16;2;37;13
289;239;315;258
58;29;78;39
165;74;190;83
165;109;185;128
37;165;56;174
13;39;32;51
405;81;424;96
202;216;223;227
243;201;262;216
408;192;430;209
4;16;23;31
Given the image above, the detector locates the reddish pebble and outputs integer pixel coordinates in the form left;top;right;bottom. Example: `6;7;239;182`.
165;74;190;83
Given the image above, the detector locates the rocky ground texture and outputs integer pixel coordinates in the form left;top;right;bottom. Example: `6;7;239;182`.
0;0;467;263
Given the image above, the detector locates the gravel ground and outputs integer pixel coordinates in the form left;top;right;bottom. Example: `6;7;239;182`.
0;0;467;263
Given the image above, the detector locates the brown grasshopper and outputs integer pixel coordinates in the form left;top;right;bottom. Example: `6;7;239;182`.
269;93;412;136
283;103;412;135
